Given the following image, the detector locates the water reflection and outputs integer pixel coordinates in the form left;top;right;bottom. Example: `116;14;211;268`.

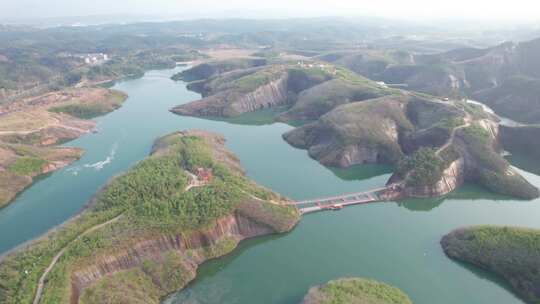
329;164;393;181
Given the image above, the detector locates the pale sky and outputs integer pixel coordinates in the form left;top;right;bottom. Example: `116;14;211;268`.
1;0;539;22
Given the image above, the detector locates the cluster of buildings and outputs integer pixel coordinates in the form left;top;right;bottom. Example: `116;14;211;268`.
81;53;109;65
195;167;213;183
57;52;110;65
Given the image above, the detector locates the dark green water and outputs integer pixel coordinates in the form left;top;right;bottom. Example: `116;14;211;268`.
1;67;539;304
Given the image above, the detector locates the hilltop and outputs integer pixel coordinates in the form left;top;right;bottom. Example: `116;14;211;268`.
318;37;540;124
172;59;394;121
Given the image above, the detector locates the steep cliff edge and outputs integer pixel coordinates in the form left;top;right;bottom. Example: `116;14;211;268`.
283;90;537;199
172;65;292;117
0;130;299;304
441;226;540;304
171;61;390;121
389;154;465;198
390;121;538;199
283;95;465;169
173;71;290;117
284;95;413;167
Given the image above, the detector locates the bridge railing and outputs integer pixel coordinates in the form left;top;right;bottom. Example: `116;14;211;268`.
291;186;388;205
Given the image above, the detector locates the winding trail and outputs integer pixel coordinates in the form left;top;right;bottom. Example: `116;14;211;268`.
436;121;471;155
32;213;124;304
184;170;206;191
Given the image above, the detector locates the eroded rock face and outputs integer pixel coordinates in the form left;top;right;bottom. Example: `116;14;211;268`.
400;158;466;198
172;75;289;117
71;213;272;302
334;144;381;167
40;159;75;175
285;122;401;169
229;76;289;114
283;96;415;168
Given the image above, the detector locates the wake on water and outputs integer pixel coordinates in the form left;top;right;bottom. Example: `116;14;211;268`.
67;143;118;175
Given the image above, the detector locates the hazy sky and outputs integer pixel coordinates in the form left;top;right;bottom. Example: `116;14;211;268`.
1;0;539;22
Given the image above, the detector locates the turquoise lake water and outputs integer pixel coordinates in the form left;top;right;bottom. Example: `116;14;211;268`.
1;67;539;304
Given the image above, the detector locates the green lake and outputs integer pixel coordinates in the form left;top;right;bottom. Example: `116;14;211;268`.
1;67;539;304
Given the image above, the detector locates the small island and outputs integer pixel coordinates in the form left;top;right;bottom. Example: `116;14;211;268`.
0;130;299;304
441;226;540;304
301;278;412;304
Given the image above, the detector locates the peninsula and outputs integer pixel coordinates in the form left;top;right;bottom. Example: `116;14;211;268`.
0;130;299;304
172;59;539;200
0;88;127;208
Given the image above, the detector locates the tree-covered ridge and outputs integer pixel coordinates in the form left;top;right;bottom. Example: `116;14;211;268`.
396;148;444;187
442;226;540;304
0;130;299;304
302;278;413;304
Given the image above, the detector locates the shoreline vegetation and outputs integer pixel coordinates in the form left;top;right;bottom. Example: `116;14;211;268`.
0;48;254;209
1;21;540;303
301;277;413;304
172;58;539;201
0;87;128;209
0;130;299;304
441;226;540;304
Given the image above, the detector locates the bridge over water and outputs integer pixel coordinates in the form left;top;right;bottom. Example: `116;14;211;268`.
289;185;402;214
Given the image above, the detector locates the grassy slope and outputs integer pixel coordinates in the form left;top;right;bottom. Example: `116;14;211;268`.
321;96;412;146
175;61;383;121
283;95;413;166
302;278;412;304
0;131;298;304
279;75;391;121
172;58;266;82
441;226;540;304
48;89;127;119
0;143;82;208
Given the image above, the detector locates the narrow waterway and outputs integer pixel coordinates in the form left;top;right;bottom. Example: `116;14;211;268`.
1;67;539;304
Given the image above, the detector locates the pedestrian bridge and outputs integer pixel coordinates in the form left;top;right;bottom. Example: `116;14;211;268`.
289;185;402;214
